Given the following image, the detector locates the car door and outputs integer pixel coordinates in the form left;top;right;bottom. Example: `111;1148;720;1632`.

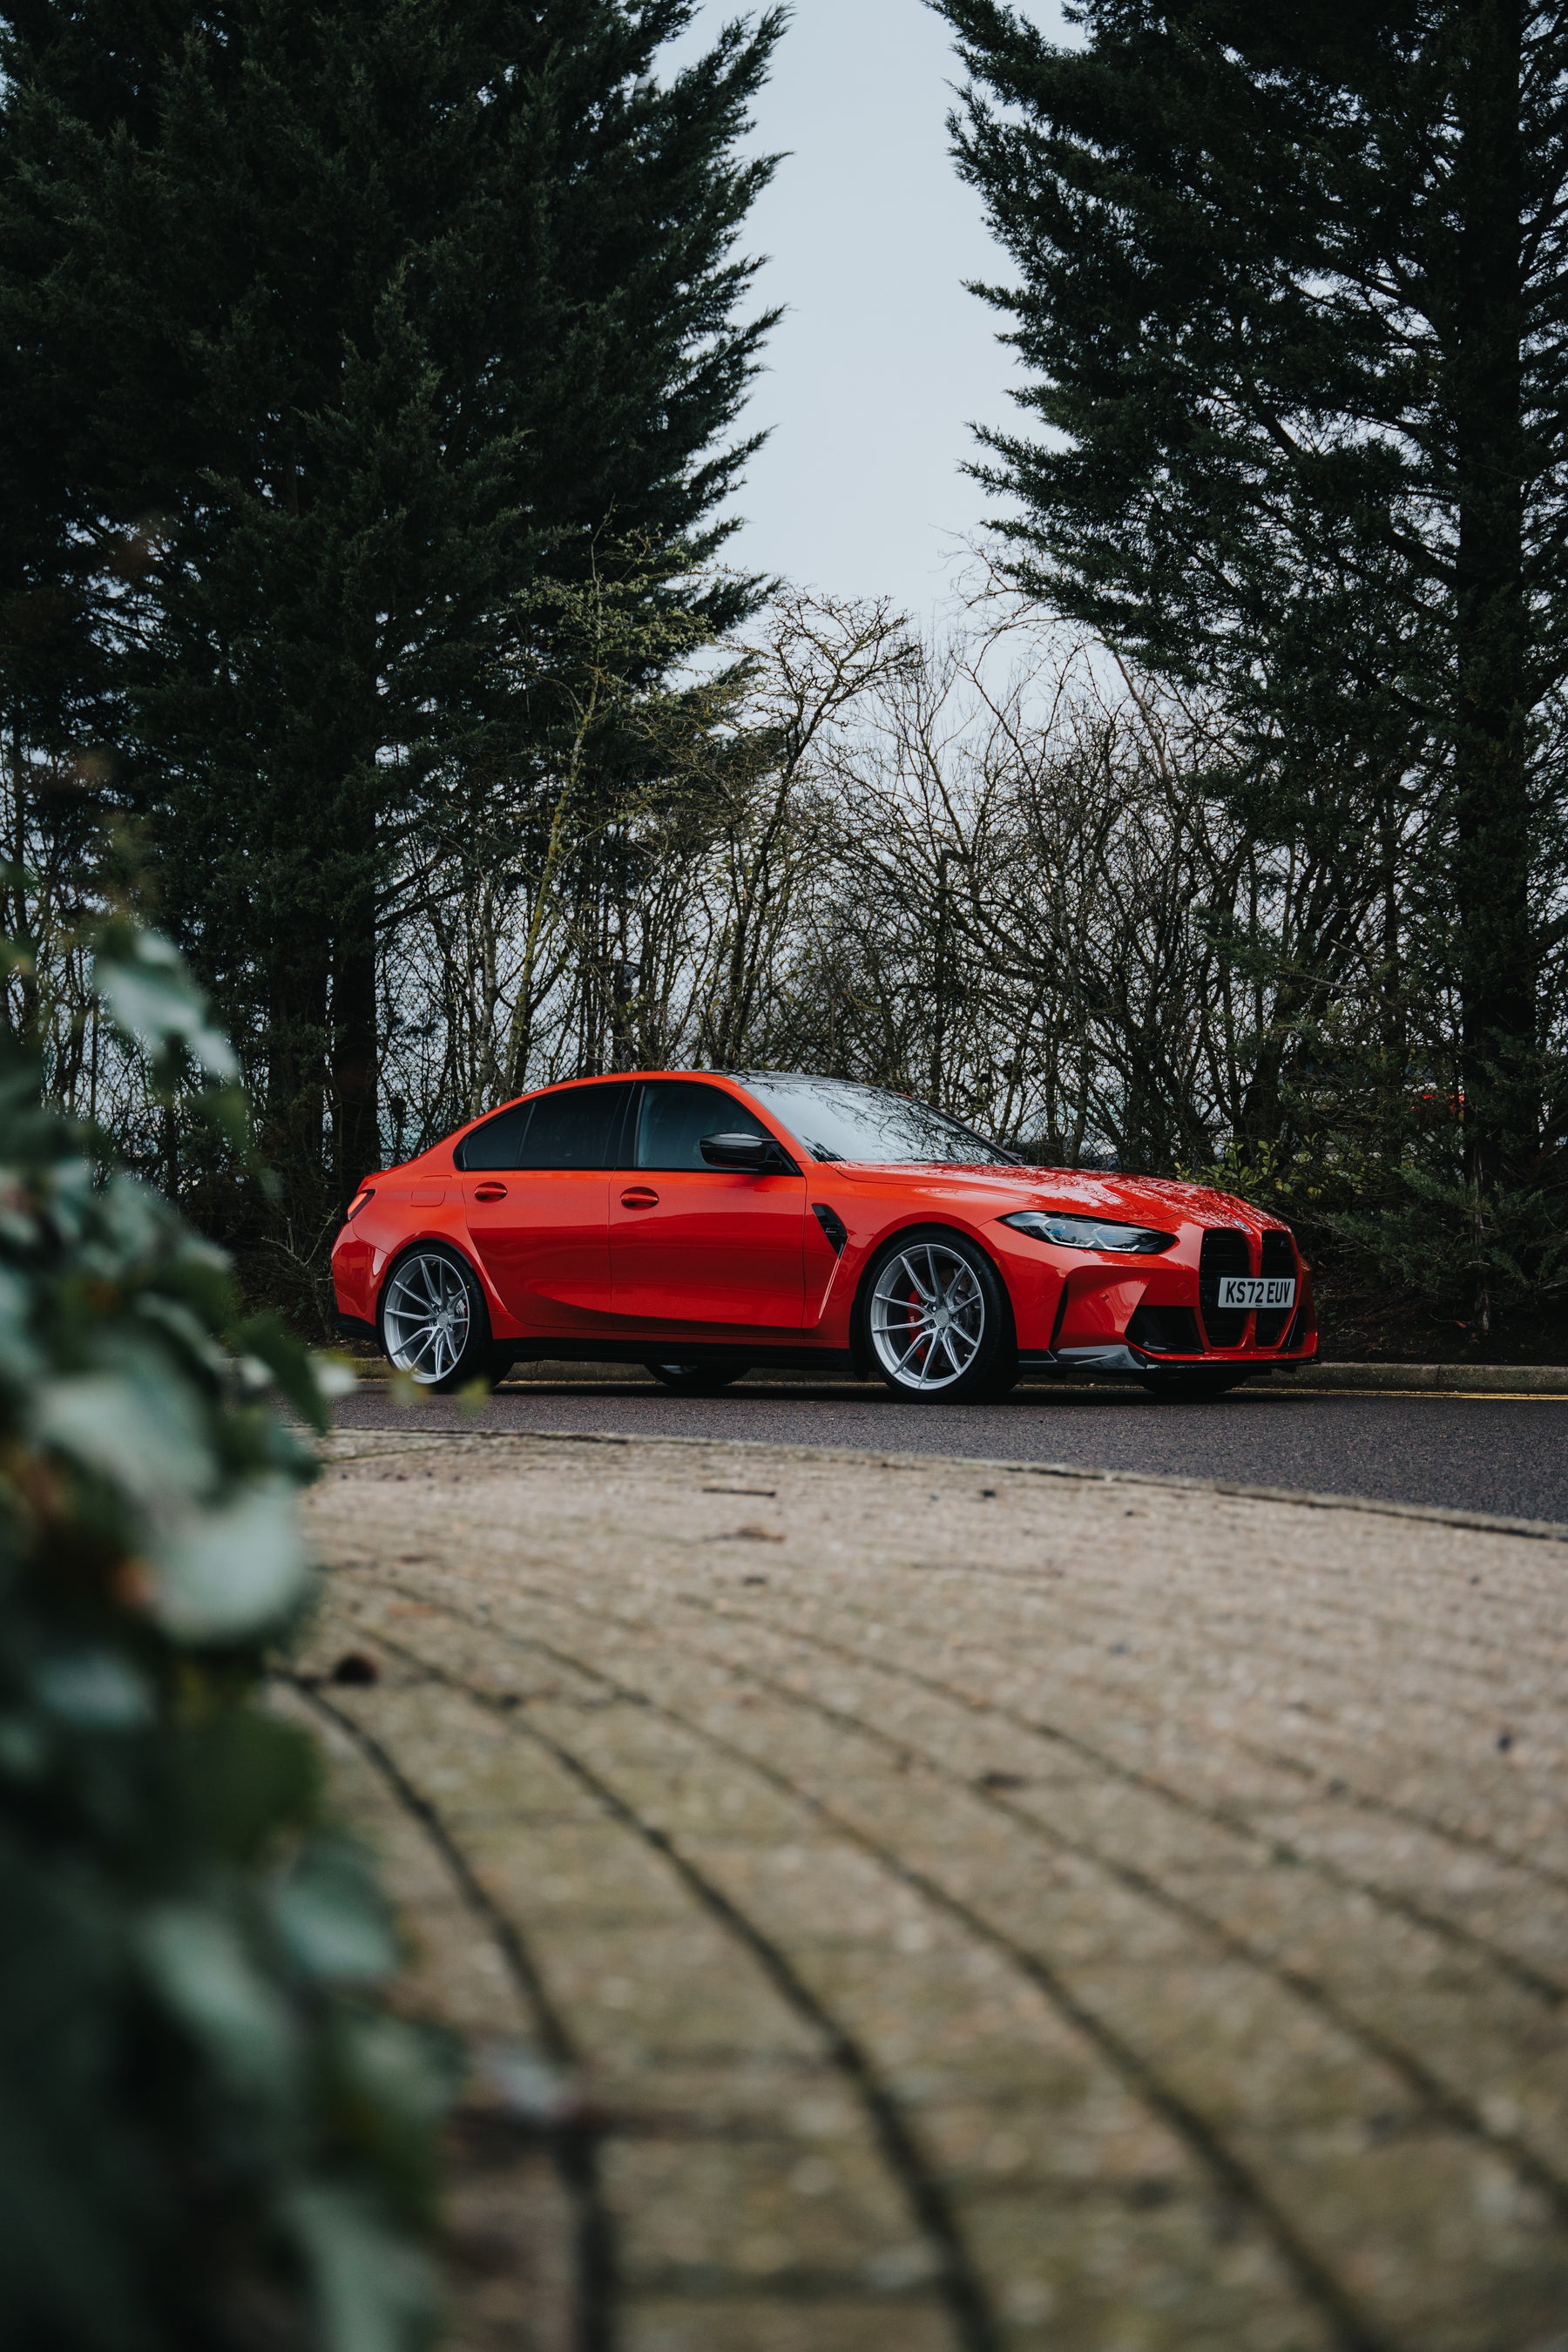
459;1080;633;1331
610;1079;806;1331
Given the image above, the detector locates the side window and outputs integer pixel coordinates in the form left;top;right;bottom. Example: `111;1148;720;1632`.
517;1080;632;1168
636;1081;768;1171
456;1102;532;1170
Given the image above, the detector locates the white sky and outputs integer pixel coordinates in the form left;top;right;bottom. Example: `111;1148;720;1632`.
666;0;1072;625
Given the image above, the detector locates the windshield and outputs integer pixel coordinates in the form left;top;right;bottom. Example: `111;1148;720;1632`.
738;1074;1017;1166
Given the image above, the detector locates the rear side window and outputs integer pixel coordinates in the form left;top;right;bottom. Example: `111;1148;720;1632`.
457;1081;632;1170
456;1102;533;1169
636;1080;770;1171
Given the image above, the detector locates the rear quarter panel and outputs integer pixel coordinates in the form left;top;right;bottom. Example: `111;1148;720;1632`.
332;1169;511;1334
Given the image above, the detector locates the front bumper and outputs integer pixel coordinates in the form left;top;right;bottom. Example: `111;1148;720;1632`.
997;1216;1317;1369
1020;1339;1318;1381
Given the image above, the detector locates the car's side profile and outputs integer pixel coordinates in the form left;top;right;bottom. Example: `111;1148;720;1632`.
331;1069;1317;1401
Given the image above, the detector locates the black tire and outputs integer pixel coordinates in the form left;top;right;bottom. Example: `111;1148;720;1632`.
1138;1370;1247;1402
860;1226;1017;1402
377;1241;497;1395
644;1360;751;1393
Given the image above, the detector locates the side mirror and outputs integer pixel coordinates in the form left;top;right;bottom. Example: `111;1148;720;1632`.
700;1131;793;1173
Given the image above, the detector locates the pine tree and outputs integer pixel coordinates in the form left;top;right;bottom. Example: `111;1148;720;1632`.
0;0;781;1274
936;0;1568;1220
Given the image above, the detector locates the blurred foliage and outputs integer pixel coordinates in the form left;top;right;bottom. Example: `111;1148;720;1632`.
0;919;451;2351
1183;1119;1568;1351
1328;1166;1568;1327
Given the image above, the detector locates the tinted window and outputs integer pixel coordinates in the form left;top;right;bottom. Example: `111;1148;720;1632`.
636;1080;771;1171
457;1082;631;1171
456;1102;534;1170
523;1081;632;1167
738;1075;1017;1166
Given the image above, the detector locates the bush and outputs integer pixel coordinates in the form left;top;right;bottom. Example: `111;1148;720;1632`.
0;921;449;2352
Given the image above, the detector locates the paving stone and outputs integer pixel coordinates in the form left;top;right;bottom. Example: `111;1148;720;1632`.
291;1428;1568;2349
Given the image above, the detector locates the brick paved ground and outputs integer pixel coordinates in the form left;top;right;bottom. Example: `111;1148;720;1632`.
285;1428;1568;2352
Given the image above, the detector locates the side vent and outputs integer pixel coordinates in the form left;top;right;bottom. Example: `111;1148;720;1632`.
1254;1230;1296;1347
812;1202;848;1256
1198;1227;1251;1346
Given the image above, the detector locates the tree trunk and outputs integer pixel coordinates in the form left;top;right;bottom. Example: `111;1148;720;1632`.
333;902;382;1209
263;938;330;1238
1451;0;1535;1243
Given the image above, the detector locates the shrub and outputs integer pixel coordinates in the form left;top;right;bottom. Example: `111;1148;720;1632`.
0;920;449;2352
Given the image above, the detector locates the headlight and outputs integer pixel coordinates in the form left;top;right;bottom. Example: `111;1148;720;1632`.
1001;1209;1175;1254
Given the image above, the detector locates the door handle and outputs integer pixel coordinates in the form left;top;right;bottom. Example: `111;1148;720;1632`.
473;1181;508;1202
619;1186;659;1207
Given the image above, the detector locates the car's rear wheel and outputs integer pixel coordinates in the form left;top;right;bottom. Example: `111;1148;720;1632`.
645;1361;751;1393
862;1228;1017;1401
379;1243;497;1394
1138;1370;1247;1402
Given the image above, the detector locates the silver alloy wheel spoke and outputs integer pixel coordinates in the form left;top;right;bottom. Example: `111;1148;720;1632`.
870;1242;985;1392
384;1251;471;1385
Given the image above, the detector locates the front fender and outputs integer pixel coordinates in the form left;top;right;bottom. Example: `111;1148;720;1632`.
812;1201;1033;1355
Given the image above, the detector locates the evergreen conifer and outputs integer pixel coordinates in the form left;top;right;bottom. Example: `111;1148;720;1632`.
936;0;1568;1227
0;0;780;1264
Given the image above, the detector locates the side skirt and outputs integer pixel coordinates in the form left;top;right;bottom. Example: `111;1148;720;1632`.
502;1341;859;1374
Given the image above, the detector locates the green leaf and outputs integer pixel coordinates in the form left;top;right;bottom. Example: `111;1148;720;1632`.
92;925;239;1083
182;1709;321;1859
273;1840;397;1985
150;1479;309;1642
33;1652;154;1732
137;1905;298;2098
32;1362;212;1513
0;1264;40;1390
233;1312;348;1433
333;2011;454;2142
281;2185;440;2352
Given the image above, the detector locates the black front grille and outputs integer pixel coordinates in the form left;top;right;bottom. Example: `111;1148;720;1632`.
1125;1304;1202;1355
1199;1227;1251;1346
1254;1229;1296;1347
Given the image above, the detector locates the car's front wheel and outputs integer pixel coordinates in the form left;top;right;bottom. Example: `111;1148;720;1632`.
862;1228;1017;1401
379;1243;497;1393
645;1361;751;1393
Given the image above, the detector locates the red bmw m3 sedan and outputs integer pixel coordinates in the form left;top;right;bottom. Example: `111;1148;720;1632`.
331;1070;1316;1402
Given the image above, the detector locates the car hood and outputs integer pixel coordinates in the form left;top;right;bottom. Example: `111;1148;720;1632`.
838;1160;1278;1232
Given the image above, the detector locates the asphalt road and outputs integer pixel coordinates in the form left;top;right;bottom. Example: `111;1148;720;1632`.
326;1375;1568;1524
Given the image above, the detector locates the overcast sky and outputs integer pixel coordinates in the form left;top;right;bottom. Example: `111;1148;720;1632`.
667;0;1071;624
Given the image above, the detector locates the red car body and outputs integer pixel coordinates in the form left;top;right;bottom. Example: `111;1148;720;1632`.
331;1068;1316;1395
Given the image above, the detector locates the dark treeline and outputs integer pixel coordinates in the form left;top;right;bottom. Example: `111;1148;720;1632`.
0;0;781;1302
936;0;1568;1344
3;0;1566;1356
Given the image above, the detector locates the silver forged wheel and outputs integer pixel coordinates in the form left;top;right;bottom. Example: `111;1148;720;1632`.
870;1240;988;1392
382;1249;473;1384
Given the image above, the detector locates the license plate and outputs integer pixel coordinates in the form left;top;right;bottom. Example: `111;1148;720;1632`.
1217;1276;1295;1310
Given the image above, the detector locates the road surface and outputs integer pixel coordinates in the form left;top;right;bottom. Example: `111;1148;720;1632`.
324;1375;1568;1524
